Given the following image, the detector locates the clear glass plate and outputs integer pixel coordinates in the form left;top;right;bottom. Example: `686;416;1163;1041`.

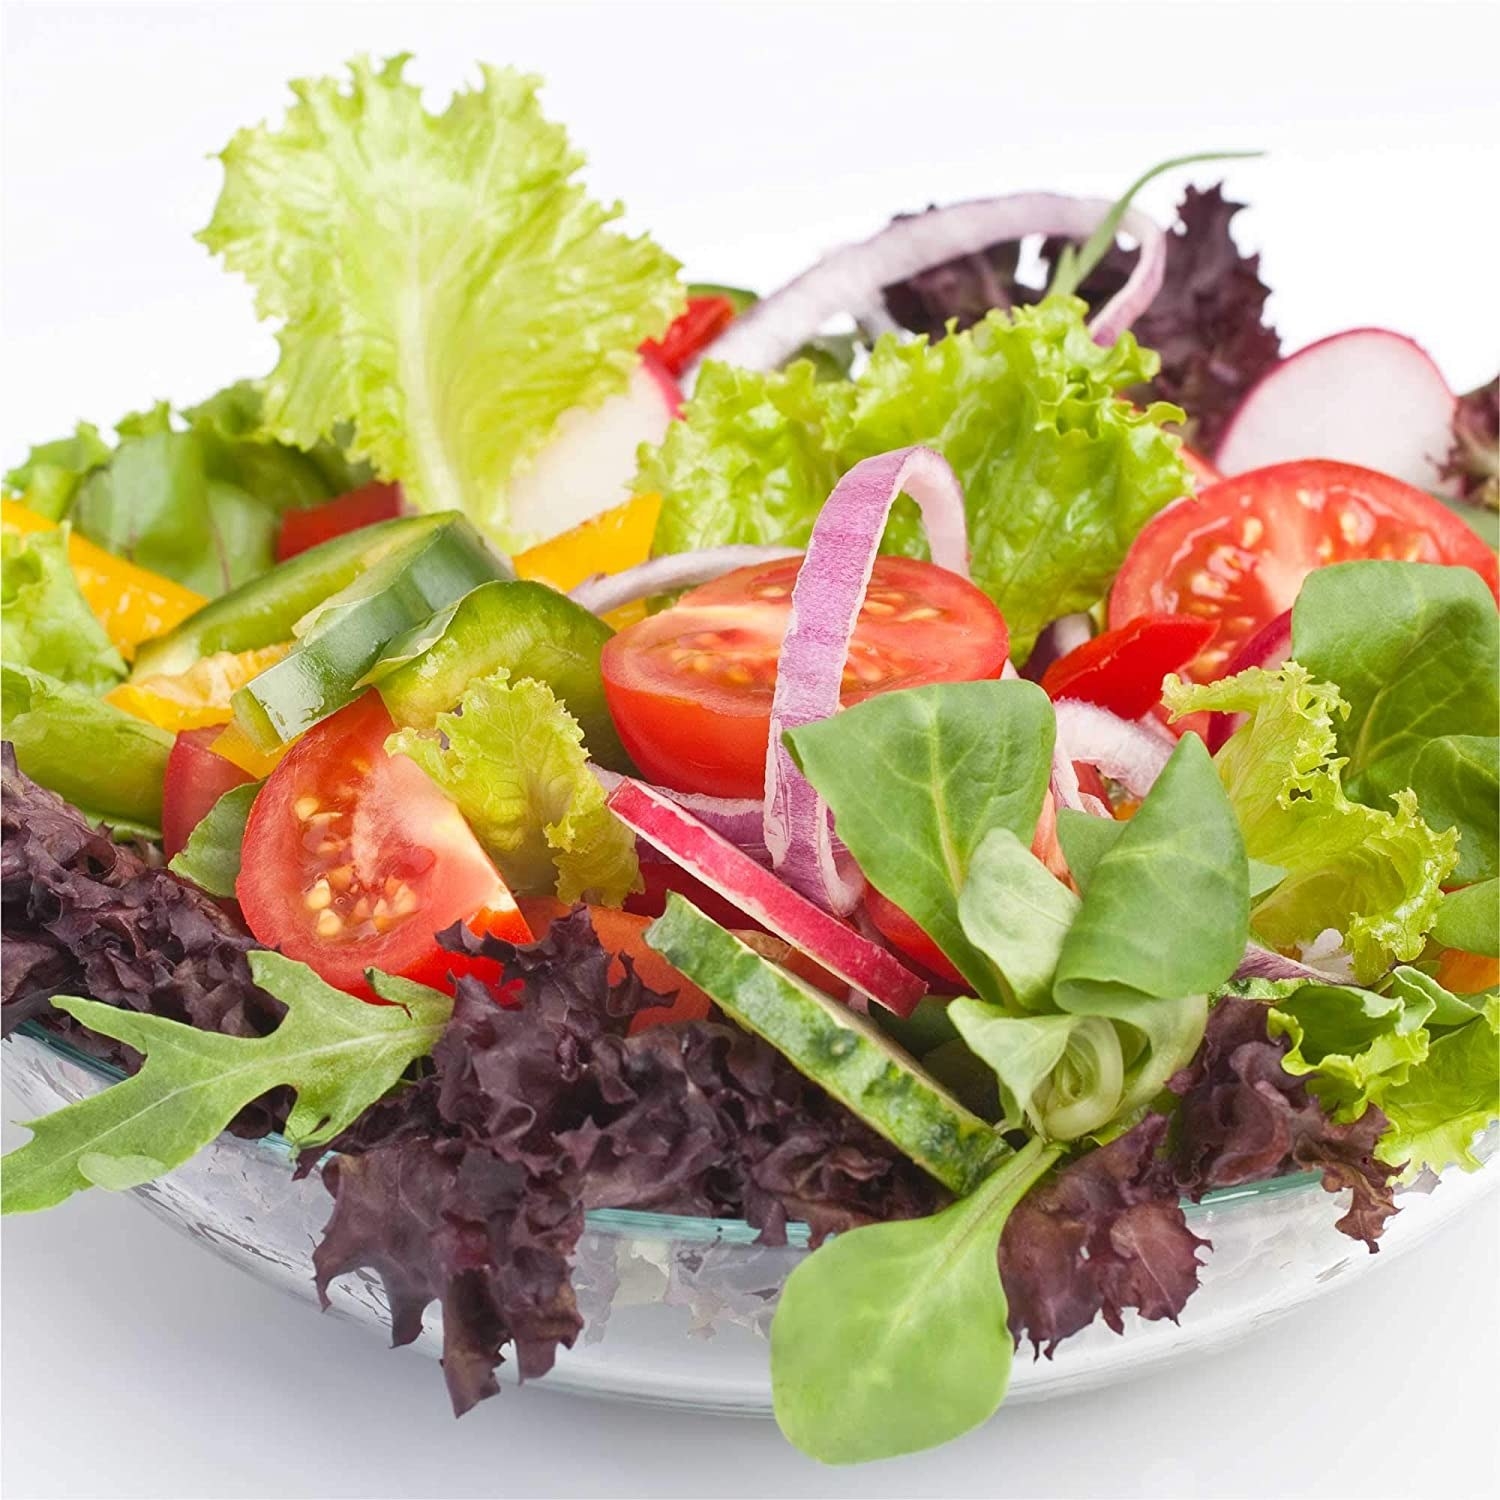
5;1026;1495;1414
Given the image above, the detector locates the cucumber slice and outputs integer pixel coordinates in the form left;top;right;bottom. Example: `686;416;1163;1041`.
646;895;1008;1196
231;516;508;749
130;512;476;679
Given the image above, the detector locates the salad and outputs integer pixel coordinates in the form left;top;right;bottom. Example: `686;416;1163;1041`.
3;56;1497;1466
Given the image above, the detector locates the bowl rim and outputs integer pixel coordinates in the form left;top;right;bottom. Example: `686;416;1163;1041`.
12;1019;1323;1250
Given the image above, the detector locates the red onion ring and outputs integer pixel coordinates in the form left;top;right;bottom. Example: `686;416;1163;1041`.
1053;700;1175;801
1234;938;1356;985
687;193;1166;382
570;545;801;616
1021;612;1095;683
764;446;971;914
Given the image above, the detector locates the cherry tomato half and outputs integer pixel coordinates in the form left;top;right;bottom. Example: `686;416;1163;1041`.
601;555;1011;797
236;692;528;995
275;482;405;562
162;726;254;859
1041;614;1217;721
863;886;966;987
641;295;738;377
1110;459;1500;680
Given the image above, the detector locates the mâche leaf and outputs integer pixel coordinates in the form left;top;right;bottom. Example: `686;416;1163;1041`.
200;56;682;550
1431;879;1499;957
168;781;262;898
0;951;450;1214
784;679;1055;1004
770;1138;1060;1465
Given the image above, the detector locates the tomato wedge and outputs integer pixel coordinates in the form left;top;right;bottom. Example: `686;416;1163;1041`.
863;887;966;988
601;555;1010;797
236;692;528;995
275;482;405;561
162;727;255;859
1041;614;1217;720
641;295;737;377
1110;460;1500;680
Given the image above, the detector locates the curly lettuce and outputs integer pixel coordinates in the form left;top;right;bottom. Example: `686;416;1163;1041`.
1165;664;1457;982
638;298;1190;659
387;671;639;906
1;526;125;693
200;55;682;550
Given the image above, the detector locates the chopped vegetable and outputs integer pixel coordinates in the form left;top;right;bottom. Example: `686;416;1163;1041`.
168;780;261;898
641;293;738;376
275;481;405;560
200;56;682;549
513;492;662;595
106;643;290;733
1041;613;1215;720
161;727;255;859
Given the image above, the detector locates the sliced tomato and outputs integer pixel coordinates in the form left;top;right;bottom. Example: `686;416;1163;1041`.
602;555;1010;797
1436;948;1500;996
1181;446;1221;489
863;887;966;988
275;482;405;562
162;727;255;859
1110;460;1500;680
1041;614;1217;720
641;295;737;377
236;692;527;996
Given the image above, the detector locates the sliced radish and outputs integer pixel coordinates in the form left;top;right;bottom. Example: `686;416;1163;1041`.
1204;608;1293;752
506;354;682;544
1214;328;1458;494
607;776;927;1016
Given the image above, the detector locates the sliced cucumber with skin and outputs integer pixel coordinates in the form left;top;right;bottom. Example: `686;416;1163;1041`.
231;516;508;749
371;579;631;770
646;895;1010;1196
131;512;498;679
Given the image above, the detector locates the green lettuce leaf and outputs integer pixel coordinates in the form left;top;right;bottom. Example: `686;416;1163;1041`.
1;526;126;692
3;423;111;520
200;55;682;550
640;298;1190;657
1376;994;1499;1176
387;670;639;905
1;662;172;832
0;951;450;1213
1431;879;1500;958
1165;664;1458;982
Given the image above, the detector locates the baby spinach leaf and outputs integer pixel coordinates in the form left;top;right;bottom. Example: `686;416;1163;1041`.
0;952;450;1214
1431;878;1499;958
784;679;1055;1005
1055;808;1124;893
1292;562;1499;807
770;1138;1061;1464
957;827;1079;1010
168;780;262;898
1407;735;1498;883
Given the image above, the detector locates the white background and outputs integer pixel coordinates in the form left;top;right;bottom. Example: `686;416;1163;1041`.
2;2;1497;1496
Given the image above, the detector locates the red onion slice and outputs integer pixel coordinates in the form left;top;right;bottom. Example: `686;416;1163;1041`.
764;446;971;914
1234;937;1356;985
570;545;801;616
1053;700;1175;801
687;193;1165;382
1021;612;1095;683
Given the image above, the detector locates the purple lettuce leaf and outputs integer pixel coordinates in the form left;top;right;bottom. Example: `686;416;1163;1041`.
1441;376;1498;508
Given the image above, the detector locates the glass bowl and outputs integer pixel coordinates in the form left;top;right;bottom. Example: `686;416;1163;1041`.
4;1025;1495;1413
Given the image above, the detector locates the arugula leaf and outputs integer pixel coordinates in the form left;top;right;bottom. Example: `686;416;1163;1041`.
200;56;682;550
1432;879;1500;958
1376;995;1500;1176
168;781;262;897
1;662;172;831
388;670;639;905
1;951;450;1213
1165;665;1458;982
770;1138;1061;1464
1292;563;1499;835
1;526;126;692
642;298;1190;657
3;424;111;520
1051;734;1248;1112
784;680;1055;1004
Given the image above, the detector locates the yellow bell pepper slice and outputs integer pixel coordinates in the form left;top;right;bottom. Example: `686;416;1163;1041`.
513;493;660;628
210;718;289;779
2;498;205;659
105;642;291;734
